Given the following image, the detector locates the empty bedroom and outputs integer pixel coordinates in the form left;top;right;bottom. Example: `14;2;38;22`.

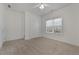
0;3;79;55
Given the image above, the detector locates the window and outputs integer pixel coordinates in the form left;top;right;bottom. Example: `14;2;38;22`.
46;18;63;33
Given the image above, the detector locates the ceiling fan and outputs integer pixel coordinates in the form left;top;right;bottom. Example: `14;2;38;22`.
34;3;49;10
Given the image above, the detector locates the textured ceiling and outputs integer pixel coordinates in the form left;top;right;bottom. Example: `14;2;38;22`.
5;3;71;16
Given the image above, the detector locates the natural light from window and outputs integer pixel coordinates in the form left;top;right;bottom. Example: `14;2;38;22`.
46;18;63;33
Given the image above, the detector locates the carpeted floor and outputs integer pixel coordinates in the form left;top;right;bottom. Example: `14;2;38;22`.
0;37;79;55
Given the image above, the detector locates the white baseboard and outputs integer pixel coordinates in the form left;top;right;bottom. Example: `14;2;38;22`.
0;41;3;48
25;33;42;40
5;37;24;42
44;36;79;47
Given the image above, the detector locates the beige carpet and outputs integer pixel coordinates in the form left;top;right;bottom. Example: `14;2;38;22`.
0;37;79;55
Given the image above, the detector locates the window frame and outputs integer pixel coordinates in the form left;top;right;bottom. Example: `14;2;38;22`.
46;17;63;34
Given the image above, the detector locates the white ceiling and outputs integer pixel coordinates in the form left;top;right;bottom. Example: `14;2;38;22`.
6;3;71;16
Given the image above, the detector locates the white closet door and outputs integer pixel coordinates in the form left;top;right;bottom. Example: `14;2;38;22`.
5;10;25;41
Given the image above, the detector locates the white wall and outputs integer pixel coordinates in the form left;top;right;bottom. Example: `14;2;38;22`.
5;9;25;41
42;4;79;46
25;11;42;40
0;4;6;48
4;5;42;41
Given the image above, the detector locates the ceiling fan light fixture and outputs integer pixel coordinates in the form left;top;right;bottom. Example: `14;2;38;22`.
39;4;45;10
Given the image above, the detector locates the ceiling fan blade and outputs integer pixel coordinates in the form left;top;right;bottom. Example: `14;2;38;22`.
43;3;48;7
33;3;41;8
